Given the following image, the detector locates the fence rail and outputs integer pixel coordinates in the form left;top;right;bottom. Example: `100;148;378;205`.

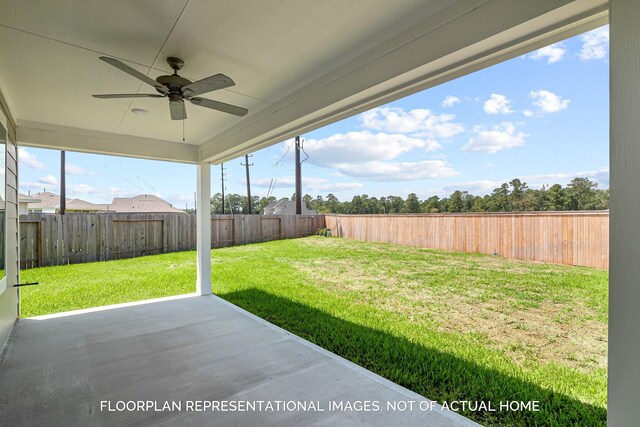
324;212;609;269
19;212;609;270
19;213;325;269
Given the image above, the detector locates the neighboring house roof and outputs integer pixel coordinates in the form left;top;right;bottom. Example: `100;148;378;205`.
66;199;109;211
23;191;56;209
26;192;107;212
107;194;185;214
24;192;185;214
25;192;67;210
262;199;281;210
263;198;317;215
18;193;42;204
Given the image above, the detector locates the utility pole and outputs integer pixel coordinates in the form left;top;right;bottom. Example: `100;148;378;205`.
241;154;253;214
295;136;301;215
221;163;226;214
60;150;66;215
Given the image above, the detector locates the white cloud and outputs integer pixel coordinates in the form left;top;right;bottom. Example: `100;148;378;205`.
439;168;610;195
100;187;138;200
68;184;94;194
523;167;609;187
39;174;58;186
529;90;570;114
66;163;95;176
253;176;363;192
64;186;137;204
528;42;566;64
331;160;459;182
166;193;194;203
483;94;514;115
579;26;609;60
463;122;527;154
163;193;195;209
444;180;504;195
315;182;364;192
523;110;534;117
442;96;461;108
361;107;464;138
304;131;441;167
19;148;44;169
416;187;450;199
253;176;295;188
300;129;460;181
484;162;495;167
20;182;52;192
305;178;363;192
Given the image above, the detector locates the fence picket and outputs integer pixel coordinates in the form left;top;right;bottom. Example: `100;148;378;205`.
324;212;609;269
19;213;323;269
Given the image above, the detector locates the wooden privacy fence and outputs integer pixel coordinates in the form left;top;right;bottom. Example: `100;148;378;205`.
19;213;325;269
325;212;609;269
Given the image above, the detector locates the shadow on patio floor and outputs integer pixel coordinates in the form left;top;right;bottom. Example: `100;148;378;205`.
219;288;606;427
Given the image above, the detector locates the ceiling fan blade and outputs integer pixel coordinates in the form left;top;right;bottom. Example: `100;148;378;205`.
182;74;235;97
93;94;165;99
189;97;248;117
99;56;168;94
169;101;186;120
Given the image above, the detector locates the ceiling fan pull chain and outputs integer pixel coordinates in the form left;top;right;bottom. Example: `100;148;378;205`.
183;119;186;142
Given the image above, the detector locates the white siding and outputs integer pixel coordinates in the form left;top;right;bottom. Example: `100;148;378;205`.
0;95;19;351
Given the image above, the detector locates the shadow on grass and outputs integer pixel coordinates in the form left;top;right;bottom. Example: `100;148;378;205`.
219;288;606;427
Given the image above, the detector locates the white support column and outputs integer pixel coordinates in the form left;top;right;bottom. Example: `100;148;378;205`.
196;162;212;295
610;0;640;424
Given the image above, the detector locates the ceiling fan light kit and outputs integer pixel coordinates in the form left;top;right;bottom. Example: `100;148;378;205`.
93;56;248;120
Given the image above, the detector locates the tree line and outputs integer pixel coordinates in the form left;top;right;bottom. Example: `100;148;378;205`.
205;177;608;215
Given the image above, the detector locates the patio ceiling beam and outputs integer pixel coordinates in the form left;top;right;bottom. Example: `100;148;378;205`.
16;120;199;164
200;0;607;164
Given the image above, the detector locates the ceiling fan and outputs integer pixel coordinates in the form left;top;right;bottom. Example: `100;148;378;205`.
93;56;248;120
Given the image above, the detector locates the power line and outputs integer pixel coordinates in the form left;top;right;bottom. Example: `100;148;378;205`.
267;162;283;199
300;137;309;164
269;140;293;169
265;140;292;198
137;175;156;192
123;177;145;192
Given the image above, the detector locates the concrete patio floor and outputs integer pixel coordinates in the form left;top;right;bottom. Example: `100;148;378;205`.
0;294;477;426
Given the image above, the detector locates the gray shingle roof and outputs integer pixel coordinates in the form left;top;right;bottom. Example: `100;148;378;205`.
263;198;317;215
108;194;185;213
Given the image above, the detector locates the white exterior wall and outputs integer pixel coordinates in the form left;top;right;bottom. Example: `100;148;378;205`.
0;94;19;351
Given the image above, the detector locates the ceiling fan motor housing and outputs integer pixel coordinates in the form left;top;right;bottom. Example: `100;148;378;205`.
156;75;192;96
168;93;184;103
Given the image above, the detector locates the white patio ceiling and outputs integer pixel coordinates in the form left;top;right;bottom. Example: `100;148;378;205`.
0;0;607;164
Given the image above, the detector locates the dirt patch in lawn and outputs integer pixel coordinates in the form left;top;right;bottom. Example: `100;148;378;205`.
293;258;396;293
434;296;607;371
292;256;607;372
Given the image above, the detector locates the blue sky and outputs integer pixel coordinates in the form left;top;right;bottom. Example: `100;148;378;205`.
18;26;609;210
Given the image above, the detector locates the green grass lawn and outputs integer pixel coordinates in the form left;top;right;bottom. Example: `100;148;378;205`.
20;236;608;426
